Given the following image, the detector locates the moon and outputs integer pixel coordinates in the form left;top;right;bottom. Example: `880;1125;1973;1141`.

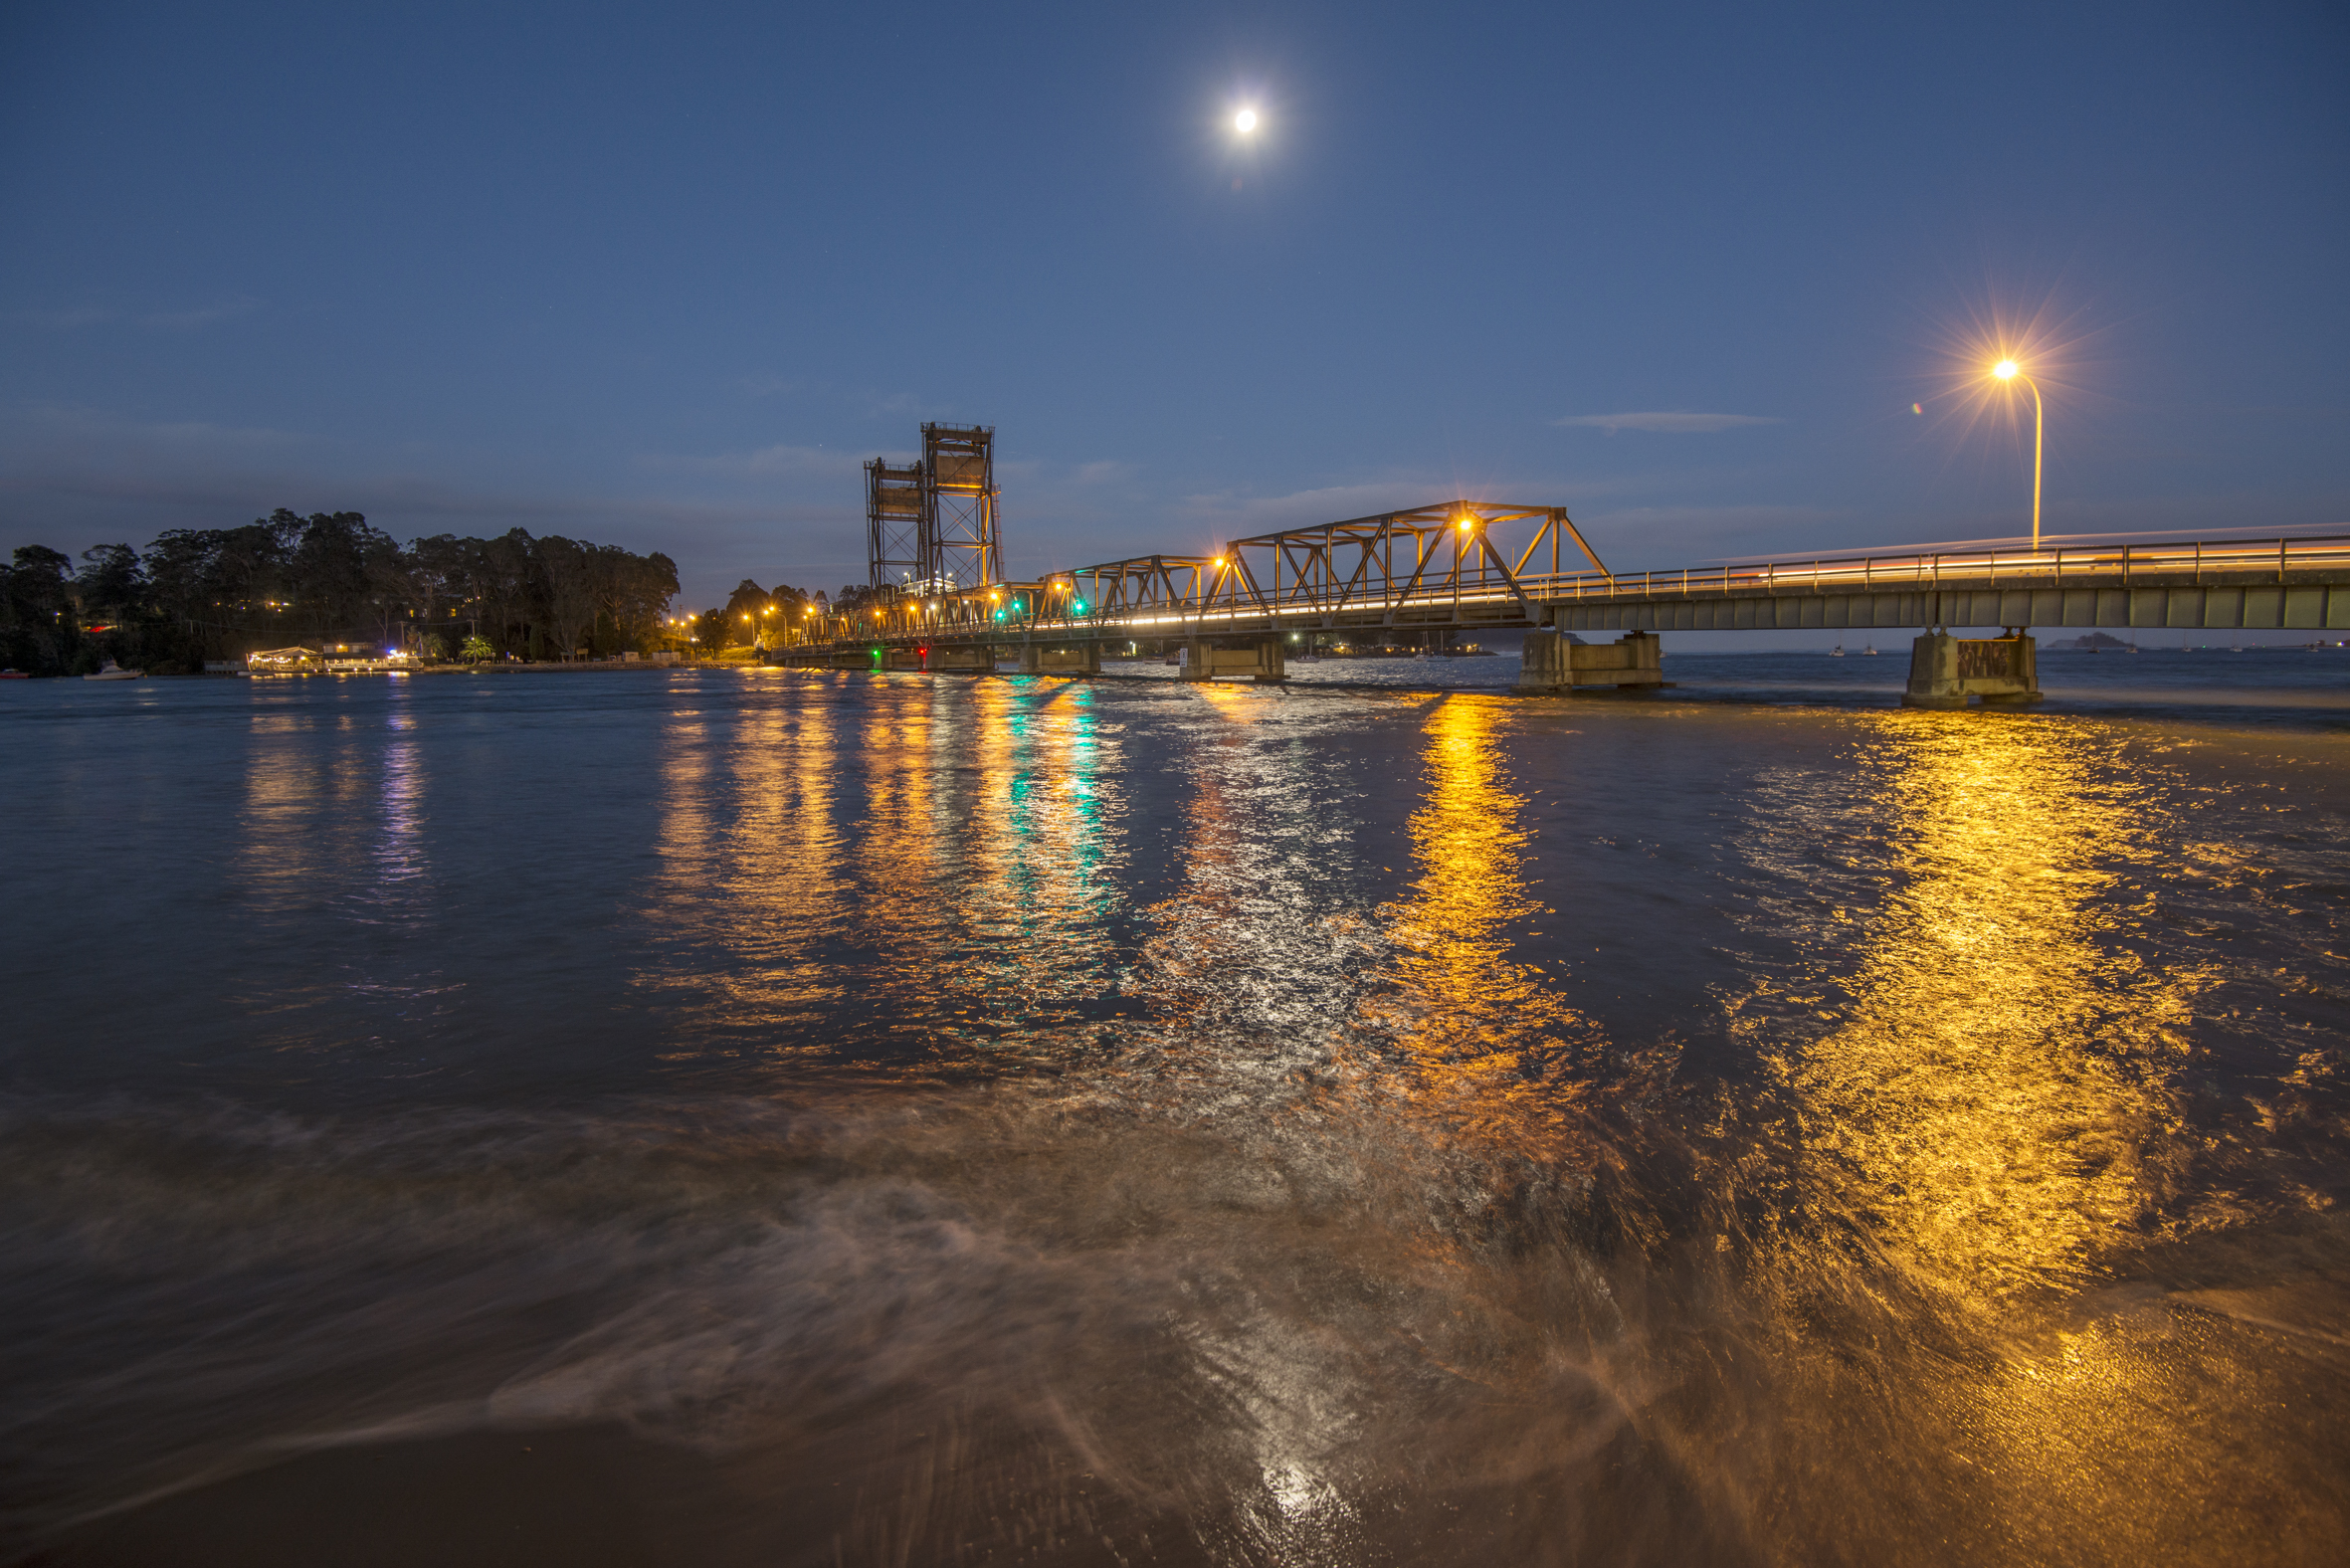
1235;108;1258;133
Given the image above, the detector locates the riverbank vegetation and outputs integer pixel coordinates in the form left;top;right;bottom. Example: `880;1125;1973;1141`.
2;511;680;675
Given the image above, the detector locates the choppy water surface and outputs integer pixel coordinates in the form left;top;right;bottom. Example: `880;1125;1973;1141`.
3;662;2346;1567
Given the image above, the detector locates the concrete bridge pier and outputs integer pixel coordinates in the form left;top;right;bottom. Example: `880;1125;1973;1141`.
1179;638;1286;683
927;646;996;674
1517;629;1665;691
1018;643;1101;676
1901;629;2042;709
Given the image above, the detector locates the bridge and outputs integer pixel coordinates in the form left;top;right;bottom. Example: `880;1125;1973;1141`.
778;428;2350;704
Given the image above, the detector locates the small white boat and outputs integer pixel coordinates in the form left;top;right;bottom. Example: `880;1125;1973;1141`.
83;660;144;682
1861;644;1878;656
1829;644;1845;657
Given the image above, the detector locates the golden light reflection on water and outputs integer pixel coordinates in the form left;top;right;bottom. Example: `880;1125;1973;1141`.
1372;697;1599;1121
643;683;848;1047
841;680;941;995
1775;713;2202;1305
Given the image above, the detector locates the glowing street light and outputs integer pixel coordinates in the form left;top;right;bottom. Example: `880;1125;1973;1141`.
1991;357;2046;551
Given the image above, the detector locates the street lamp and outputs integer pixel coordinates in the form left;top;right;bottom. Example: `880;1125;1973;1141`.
1992;358;2045;551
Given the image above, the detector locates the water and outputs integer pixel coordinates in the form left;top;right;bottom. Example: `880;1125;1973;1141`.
3;660;2346;1566
1197;645;2350;724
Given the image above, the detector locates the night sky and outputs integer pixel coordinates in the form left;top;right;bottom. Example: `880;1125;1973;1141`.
4;1;2344;606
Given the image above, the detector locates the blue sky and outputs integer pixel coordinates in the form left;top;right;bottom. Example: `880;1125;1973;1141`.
3;0;2344;608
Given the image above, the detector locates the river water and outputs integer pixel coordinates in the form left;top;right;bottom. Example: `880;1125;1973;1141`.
4;655;2346;1566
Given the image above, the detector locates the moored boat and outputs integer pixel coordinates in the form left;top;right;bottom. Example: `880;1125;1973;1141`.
83;661;144;682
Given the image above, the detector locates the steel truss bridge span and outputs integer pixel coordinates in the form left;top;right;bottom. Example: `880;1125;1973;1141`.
792;501;1607;651
783;506;2350;658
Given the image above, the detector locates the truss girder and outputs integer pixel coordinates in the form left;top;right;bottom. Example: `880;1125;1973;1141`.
835;498;1615;644
1043;502;1609;629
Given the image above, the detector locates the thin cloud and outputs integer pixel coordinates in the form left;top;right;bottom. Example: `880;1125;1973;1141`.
10;298;260;331
1175;481;1436;533
635;443;889;480
1554;411;1781;435
141;297;261;330
13;306;120;330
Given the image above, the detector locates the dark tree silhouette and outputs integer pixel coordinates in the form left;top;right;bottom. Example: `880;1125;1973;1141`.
2;512;685;672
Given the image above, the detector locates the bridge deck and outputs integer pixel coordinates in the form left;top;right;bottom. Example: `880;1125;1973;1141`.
781;520;2350;659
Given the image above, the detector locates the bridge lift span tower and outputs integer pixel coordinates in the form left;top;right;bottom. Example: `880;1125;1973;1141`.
922;423;1003;593
864;459;930;592
865;424;1005;594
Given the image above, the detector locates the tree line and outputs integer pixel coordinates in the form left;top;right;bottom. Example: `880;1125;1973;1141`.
1;510;680;675
687;576;892;652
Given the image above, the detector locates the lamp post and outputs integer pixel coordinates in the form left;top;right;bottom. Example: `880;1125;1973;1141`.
1992;359;2045;552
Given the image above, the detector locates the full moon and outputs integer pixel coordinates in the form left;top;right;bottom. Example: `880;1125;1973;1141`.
1235;109;1258;133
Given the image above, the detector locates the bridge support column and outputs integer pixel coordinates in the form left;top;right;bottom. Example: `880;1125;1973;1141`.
928;645;995;674
1902;630;2041;709
1180;640;1283;683
1517;629;1665;690
1024;643;1100;676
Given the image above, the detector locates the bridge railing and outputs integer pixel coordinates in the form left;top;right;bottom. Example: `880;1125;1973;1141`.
1028;532;2350;629
1531;534;2350;606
